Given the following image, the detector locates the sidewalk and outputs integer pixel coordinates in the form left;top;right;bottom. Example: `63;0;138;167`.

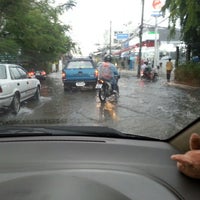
118;68;200;88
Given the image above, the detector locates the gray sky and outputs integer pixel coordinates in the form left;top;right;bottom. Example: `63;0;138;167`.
56;0;166;55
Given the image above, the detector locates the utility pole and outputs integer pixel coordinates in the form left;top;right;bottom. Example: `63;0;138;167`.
137;0;145;77
152;0;163;68
154;15;159;68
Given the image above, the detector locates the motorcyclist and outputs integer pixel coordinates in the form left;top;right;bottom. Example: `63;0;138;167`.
97;54;119;93
141;61;153;80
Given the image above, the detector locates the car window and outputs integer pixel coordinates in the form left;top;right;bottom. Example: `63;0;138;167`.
9;67;23;80
0;65;7;79
17;66;28;79
67;61;94;69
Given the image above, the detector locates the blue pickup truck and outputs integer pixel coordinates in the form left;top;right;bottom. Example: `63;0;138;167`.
62;57;98;91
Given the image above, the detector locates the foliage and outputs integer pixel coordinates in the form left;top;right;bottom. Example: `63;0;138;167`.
174;62;200;86
162;0;200;56
0;0;77;67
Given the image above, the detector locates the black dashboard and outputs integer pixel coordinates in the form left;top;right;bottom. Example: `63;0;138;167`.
0;136;199;200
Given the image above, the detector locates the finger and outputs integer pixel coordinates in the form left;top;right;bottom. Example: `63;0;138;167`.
190;133;200;150
171;154;192;165
171;154;183;162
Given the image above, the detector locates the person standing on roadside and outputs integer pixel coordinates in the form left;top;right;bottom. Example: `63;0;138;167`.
166;58;173;82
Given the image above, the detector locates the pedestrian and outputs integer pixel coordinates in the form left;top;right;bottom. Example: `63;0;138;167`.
159;62;162;75
166;58;173;82
129;53;135;70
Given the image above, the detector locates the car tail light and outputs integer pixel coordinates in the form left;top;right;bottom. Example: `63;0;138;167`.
94;69;98;77
62;72;66;79
98;79;104;84
28;72;34;77
41;71;46;75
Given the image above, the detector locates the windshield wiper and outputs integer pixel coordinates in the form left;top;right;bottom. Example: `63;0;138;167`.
0;126;159;141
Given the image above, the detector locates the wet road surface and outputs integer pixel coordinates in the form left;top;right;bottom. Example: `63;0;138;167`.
1;71;200;140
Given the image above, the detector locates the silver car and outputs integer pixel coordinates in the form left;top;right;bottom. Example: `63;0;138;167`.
0;64;41;114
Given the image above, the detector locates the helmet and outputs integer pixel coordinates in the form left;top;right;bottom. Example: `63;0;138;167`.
104;54;112;62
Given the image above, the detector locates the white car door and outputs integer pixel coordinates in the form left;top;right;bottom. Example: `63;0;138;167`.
9;66;30;101
17;66;34;99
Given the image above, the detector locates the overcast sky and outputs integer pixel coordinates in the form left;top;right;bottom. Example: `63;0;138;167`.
56;0;166;55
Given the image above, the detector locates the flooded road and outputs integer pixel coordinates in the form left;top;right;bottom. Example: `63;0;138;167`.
1;71;200;139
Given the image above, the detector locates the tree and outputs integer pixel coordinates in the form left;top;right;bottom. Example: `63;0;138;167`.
162;0;200;57
0;0;77;66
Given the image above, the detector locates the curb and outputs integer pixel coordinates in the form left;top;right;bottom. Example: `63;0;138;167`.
168;81;200;89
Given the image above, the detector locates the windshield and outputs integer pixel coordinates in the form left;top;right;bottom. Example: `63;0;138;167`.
0;65;7;79
0;0;200;140
67;61;94;69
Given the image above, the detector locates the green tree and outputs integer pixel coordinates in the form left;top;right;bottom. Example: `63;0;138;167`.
0;0;77;66
162;0;200;57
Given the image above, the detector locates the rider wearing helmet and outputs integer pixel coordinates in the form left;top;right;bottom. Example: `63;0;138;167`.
98;54;119;93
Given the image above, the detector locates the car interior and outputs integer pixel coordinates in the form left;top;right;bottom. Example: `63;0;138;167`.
0;121;199;200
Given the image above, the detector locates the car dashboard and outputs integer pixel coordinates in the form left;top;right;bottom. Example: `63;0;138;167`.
0;135;199;200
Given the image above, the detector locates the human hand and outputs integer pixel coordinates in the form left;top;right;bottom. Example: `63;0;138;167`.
171;133;200;179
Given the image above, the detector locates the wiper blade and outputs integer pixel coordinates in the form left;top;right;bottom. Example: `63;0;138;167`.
0;126;159;140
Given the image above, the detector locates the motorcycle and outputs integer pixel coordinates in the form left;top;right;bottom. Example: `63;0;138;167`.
95;75;120;102
140;67;158;82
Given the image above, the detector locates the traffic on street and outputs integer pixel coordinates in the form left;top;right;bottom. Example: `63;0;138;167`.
1;70;199;140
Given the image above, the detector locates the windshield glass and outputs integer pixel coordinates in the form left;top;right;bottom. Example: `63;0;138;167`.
0;0;200;140
0;65;7;79
67;61;94;69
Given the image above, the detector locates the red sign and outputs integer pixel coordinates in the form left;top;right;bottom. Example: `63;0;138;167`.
152;0;162;10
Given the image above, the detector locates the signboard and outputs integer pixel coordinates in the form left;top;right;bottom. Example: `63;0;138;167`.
152;0;162;10
151;10;162;17
116;33;129;40
151;0;163;17
143;32;159;40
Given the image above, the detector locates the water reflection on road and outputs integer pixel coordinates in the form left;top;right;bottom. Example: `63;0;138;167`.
0;72;200;140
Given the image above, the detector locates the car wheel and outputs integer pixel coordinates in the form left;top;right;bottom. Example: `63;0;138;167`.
11;94;20;114
153;75;158;82
34;87;40;100
92;84;96;90
64;84;71;91
99;85;107;102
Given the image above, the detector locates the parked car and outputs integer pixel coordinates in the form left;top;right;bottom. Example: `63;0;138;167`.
35;70;47;80
0;64;41;114
62;57;98;90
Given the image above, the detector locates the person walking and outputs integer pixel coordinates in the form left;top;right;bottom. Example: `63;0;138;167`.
128;53;135;70
166;58;173;82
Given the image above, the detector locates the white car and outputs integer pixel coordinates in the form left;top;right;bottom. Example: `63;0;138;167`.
0;64;41;114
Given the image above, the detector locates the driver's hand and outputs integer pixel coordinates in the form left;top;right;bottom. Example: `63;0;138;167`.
171;133;200;179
